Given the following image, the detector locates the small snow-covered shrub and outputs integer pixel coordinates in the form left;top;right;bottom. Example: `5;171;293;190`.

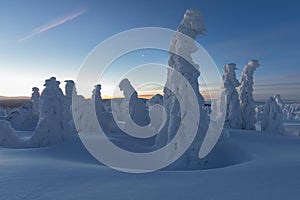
261;96;285;134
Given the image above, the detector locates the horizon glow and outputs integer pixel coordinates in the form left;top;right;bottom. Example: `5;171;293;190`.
0;0;300;101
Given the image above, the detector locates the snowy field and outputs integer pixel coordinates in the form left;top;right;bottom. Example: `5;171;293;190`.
1;122;300;200
1;7;299;200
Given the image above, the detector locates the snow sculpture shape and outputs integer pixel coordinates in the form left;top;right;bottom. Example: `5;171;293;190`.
261;96;285;134
155;9;209;169
30;77;71;147
239;60;259;130
119;79;150;127
31;87;40;115
222;63;242;129
0;120;21;147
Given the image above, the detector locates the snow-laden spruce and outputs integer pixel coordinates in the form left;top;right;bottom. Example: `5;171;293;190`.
239;60;259;130
92;84;105;114
30;77;72;147
222;63;242;129
283;103;300;120
272;94;300;121
64;80;77;134
147;94;163;108
255;105;264;122
155;9;209;169
146;94;165;133
119;79;150;127
31;87;40;115
261;96;285;134
274;94;284;109
65;80;76;112
0;120;21;147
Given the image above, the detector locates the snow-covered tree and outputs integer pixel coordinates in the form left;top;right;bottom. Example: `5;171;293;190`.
261;96;285;134
146;94;165;133
64;80;77;134
274;94;284;109
239;60;260;130
92;84;105;114
147;94;163;108
119;79;150;127
64;80;76;112
255;105;263;122
0;107;4;118
222;63;242;129
31;87;40;115
30;77;71;147
155;9;208;169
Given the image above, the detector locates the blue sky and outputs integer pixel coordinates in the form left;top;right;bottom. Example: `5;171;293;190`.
0;0;299;100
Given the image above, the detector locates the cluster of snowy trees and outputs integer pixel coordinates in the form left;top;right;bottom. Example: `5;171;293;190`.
221;60;289;134
281;103;300;120
222;60;259;130
0;78;81;147
0;8;296;171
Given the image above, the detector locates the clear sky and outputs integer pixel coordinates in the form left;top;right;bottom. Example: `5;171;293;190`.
0;0;299;100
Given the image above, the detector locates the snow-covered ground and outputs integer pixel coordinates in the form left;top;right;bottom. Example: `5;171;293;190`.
1;122;300;200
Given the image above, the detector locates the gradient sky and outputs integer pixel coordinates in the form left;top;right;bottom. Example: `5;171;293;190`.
0;0;300;100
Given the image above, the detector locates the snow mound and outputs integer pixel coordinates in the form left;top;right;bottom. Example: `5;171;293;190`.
0;120;22;147
6;102;38;131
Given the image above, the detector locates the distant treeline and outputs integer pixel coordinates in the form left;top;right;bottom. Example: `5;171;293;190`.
0;99;31;108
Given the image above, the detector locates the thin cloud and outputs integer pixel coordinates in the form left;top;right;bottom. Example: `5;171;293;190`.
19;9;87;42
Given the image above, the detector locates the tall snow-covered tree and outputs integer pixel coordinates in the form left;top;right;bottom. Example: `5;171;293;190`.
222;63;242;129
30;77;71;147
64;80;77;134
92;84;105;114
239;60;259;130
31;87;40;115
155;9;208;169
119;79;150;127
64;80;76;112
261;96;285;134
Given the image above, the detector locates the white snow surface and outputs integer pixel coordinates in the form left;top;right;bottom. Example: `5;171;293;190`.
1;125;300;199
